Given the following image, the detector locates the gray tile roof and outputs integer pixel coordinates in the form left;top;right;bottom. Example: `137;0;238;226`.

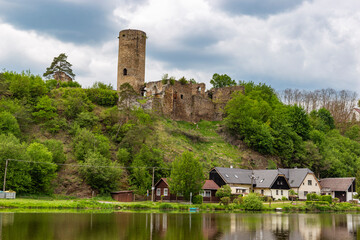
278;168;314;188
214;167;284;188
214;167;314;189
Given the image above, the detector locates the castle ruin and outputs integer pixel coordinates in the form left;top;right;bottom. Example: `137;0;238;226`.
117;29;243;122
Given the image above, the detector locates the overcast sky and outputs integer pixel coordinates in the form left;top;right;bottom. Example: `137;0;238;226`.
0;0;359;94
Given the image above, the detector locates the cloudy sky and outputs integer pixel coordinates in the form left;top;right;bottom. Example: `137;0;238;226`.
0;0;360;94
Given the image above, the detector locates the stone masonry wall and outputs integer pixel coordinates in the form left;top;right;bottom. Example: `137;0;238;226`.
117;29;146;93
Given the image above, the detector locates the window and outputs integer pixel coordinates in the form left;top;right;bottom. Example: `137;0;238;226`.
156;188;161;196
281;190;283;195
180;94;183;99
261;190;264;195
315;183;317;186
164;188;168;196
308;180;312;186
276;190;279;195
123;68;127;76
304;191;308;196
201;190;211;197
242;189;246;193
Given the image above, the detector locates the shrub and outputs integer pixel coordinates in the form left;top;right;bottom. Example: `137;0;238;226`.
169;77;175;85
159;203;175;210
43;117;67;134
179;77;188;85
86;88;118;106
80;151;122;194
192;195;203;204
306;193;321;201
333;198;340;203
320;195;332;204
281;196;288;201
243;193;263;211
0;111;20;137
220;197;231;206
75;112;99;129
306;201;329;206
233;195;243;205
216;185;232;198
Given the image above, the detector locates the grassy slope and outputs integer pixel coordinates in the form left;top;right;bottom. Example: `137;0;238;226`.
149;118;244;170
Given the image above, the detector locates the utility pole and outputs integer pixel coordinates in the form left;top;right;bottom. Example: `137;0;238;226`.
151;167;155;201
249;171;258;193
3;159;8;191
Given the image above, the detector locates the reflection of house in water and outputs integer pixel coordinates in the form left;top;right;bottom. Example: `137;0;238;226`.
297;214;321;240
0;213;14;240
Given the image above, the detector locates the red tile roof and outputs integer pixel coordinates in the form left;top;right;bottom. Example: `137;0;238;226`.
202;180;220;190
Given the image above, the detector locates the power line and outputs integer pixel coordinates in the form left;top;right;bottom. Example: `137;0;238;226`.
4;159;171;170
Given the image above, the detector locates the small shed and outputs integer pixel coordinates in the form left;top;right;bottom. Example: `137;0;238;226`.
320;177;356;202
111;191;134;202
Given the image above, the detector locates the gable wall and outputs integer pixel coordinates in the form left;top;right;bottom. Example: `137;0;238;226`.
298;174;321;200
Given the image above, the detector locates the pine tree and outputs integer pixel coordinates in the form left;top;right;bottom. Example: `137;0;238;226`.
43;53;75;80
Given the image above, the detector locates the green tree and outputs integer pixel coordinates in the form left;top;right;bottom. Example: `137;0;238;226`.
210;73;236;88
60;88;93;119
0;134;30;193
310;108;335;132
215;185;232;198
32;95;58;122
288;105;311;140
73;128;110;161
80;151;122;194
169;151;205;200
25;142;57;194
43;53;75;80
130;145;166;194
345;125;360;141
42;139;66;165
243;193;263;210
0;111;20;137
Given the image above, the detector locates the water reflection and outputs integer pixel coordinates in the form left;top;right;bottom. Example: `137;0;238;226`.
0;211;359;240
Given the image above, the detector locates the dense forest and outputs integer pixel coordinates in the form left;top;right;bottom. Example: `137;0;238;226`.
0;70;359;197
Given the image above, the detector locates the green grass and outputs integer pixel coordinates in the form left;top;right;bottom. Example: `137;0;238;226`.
0;198;358;213
152;118;243;169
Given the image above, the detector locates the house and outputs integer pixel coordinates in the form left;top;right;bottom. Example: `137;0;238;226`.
278;168;321;200
320;177;356;202
351;108;360;122
154;178;220;202
209;167;291;200
200;180;220;202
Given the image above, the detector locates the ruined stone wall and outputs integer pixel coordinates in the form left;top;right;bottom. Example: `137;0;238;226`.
122;80;244;122
117;29;146;93
54;72;72;82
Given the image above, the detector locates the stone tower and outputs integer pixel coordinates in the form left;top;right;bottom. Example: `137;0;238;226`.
117;29;147;93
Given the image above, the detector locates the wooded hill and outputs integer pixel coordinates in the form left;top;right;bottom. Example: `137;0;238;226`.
0;71;359;197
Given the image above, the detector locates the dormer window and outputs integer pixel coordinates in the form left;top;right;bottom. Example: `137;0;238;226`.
123;68;127;76
260;179;264;183
225;174;229;178
234;175;238;178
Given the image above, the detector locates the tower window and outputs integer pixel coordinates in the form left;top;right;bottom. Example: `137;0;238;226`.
123;68;127;76
181;94;183;99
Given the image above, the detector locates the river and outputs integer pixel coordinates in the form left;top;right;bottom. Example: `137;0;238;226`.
0;211;359;239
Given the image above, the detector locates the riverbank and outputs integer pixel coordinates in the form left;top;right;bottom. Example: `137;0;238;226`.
1;198;360;212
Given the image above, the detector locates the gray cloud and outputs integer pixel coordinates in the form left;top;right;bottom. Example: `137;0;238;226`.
0;0;118;44
212;0;312;17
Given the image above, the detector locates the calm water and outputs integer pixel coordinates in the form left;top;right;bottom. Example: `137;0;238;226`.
0;211;359;240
